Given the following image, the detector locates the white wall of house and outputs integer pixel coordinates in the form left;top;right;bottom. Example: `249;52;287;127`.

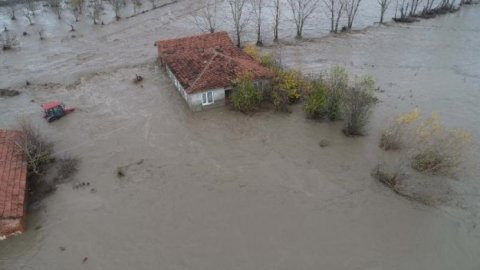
188;88;225;111
166;65;188;100
166;65;225;111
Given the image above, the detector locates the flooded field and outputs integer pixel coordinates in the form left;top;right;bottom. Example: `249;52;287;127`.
1;0;480;269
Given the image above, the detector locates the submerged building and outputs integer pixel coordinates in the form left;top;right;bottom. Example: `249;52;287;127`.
156;32;274;111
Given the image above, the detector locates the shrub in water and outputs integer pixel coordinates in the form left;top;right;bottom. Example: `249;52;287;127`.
379;110;472;175
231;73;263;113
342;76;377;136
275;69;308;104
410;113;471;174
380;109;420;150
324;66;349;120
305;81;328;119
15;120;54;177
269;86;290;112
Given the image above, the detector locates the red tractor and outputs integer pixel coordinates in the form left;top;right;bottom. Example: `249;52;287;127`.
42;101;75;123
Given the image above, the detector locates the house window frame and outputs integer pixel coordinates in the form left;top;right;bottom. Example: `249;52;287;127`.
202;91;214;105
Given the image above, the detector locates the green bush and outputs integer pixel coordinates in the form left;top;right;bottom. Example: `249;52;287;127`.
269;87;290;112
342;76;377;136
324;66;349;120
231;74;263;113
260;54;275;68
305;81;328;118
275;69;308;104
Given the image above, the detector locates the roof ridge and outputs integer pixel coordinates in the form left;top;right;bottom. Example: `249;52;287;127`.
157;31;230;46
214;50;264;70
187;50;219;93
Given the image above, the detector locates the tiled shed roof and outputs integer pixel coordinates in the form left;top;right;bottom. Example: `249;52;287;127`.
156;32;274;94
0;130;27;220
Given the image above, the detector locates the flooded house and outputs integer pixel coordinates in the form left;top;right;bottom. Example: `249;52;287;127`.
0;130;27;240
156;32;274;111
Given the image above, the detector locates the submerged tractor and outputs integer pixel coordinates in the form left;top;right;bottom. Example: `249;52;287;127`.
42;101;75;123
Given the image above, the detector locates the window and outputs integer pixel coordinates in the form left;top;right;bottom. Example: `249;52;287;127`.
202;91;214;105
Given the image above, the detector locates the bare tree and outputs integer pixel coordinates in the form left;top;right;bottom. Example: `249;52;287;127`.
23;8;35;25
395;0;410;19
69;21;76;31
1;31;19;50
424;0;436;11
323;0;344;33
250;0;264;46
8;6;16;20
132;0;142;14
192;0;220;33
272;0;281;42
342;0;362;29
70;0;85;21
227;0;249;47
409;0;422;15
378;0;390;23
149;0;156;9
39;29;45;40
14;120;54;177
47;0;63;19
287;0;320;39
108;0;123;20
24;0;36;14
437;0;456;9
90;0;103;24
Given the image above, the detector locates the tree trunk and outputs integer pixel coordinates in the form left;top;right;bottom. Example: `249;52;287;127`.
330;9;334;32
274;21;279;41
296;26;302;39
236;30;241;47
256;23;262;46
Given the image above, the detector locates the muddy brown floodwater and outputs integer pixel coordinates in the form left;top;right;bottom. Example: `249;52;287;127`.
1;1;480;270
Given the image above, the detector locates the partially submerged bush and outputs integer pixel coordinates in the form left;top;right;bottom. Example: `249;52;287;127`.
372;162;405;191
379;110;472;175
305;81;327;118
323;66;349;120
342;76;377;136
275;69;309;104
1;31;19;50
244;45;292;112
410;113;471;174
269;86;290;112
380;109;420;150
268;67;309;111
231;73;263;113
14;120;59;202
15;120;54;177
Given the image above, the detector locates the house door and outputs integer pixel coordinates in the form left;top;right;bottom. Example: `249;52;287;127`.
225;89;233;104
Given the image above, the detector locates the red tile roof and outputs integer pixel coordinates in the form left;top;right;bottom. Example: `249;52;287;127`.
157;32;274;94
0;131;27;220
